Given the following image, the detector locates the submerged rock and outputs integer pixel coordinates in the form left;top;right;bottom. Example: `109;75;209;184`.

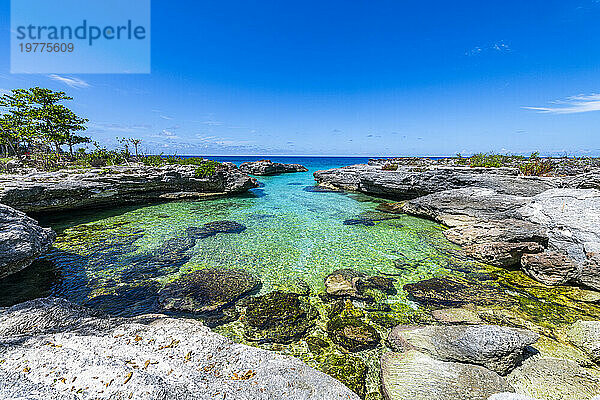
380;350;514;400
0;204;56;279
320;354;368;398
388;325;539;375
158;268;260;313
0;297;360;400
324;269;395;299
327;316;381;352
239;160;308;175
404;277;514;307
431;307;483;325
566;320;600;363
243;291;318;343
186;220;247;239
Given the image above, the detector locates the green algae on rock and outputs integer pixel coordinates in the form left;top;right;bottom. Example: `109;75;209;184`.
243;291;319;343
320;353;368;398
158;268;260;314
326;315;381;352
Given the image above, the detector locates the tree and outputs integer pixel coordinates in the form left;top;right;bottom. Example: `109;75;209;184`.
50;105;89;158
130;138;142;158
0;89;36;157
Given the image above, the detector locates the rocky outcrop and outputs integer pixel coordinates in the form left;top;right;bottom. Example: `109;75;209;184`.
0;297;360;400
158;268;260;313
239;160;308;175
380;350;514;400
314;164;558;198
0;204;55;279
387;325;539;375
401;187;600;291
0;163;258;213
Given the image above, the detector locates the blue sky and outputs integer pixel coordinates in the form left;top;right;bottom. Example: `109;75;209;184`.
1;0;600;156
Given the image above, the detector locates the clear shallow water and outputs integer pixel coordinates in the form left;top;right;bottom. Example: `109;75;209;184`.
0;156;484;314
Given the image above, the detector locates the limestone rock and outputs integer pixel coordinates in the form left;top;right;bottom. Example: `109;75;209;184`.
158;268;260;313
313;164;557;199
0;297;360;400
387;325;539;375
0;163;258;213
380;350;514;400
0;204;56;279
239;160;308;175
507;357;600;400
566;320;600;363
520;251;579;286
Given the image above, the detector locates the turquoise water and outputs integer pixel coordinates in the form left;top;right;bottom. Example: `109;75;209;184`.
0;157;483;315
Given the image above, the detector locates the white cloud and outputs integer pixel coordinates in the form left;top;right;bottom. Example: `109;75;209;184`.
524;94;600;114
48;75;90;89
161;129;177;137
466;41;510;56
160;115;173;120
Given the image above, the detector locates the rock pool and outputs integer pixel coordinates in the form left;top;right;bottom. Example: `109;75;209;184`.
1;157;599;399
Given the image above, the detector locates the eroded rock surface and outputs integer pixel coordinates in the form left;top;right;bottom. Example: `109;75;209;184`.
0;163;258;213
0;297;360;400
314;164;557;198
380;350;514;400
239;160;308;175
387;325;539;375
566;320;600;363
0;204;55;279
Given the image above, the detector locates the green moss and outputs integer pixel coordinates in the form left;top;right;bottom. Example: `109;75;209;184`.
326;316;380;352
243;291;319;343
305;336;330;355
320;354;367;398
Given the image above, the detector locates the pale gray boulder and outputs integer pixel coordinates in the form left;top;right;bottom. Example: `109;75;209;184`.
380;350;514;400
0;204;55;279
387;325;539;375
566;320;600;363
0;297;360;400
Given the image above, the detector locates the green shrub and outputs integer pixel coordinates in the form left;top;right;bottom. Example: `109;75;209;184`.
381;163;398;171
519;159;554;176
141;155;165;167
194;160;221;178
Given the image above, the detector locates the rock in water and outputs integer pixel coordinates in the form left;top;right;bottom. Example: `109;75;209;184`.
158;268;260;313
327;316;381;352
388;325;539;375
186;220;247;239
324;269;395;298
0;297;360;400
0;204;56;279
566;320;600;363
239;160;308;175
244;291;319;343
380;350;514;400
403;277;514;307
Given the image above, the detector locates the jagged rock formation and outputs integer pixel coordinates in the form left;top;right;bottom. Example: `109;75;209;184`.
0;203;55;279
239;160;308;175
0;163;258;213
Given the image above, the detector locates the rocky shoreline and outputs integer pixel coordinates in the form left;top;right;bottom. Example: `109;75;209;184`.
314;160;600;292
1;157;600;399
239;159;309;176
0;163;258;213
